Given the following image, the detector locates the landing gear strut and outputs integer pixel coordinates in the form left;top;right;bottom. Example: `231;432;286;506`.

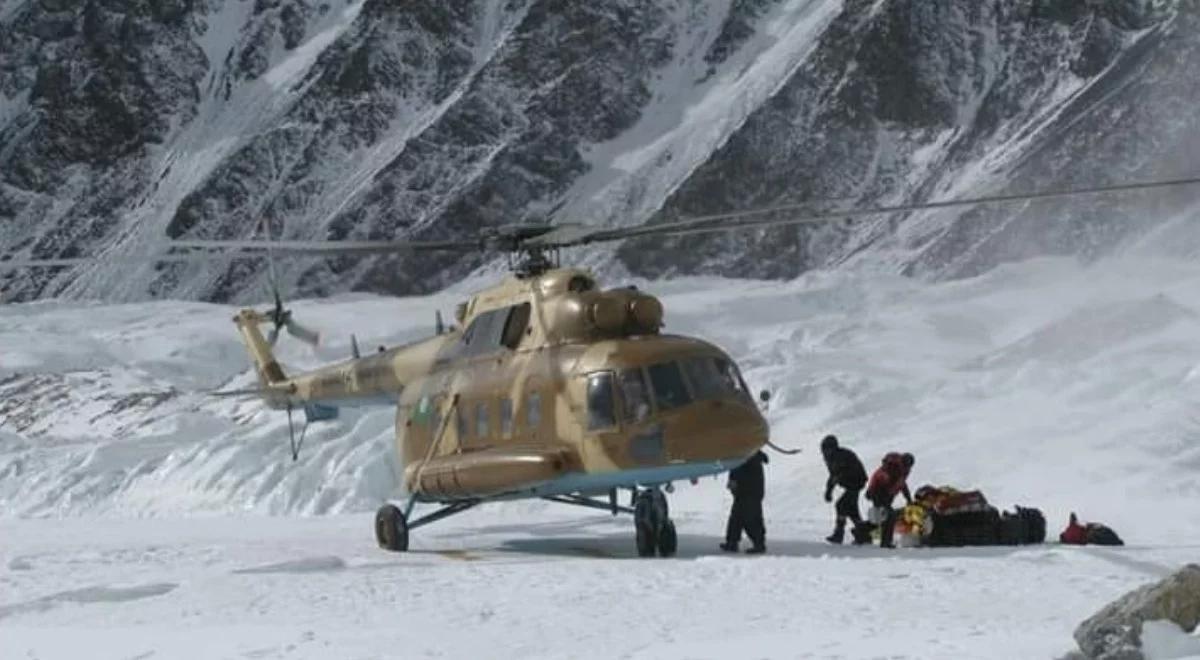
374;499;480;552
634;488;677;558
374;490;677;558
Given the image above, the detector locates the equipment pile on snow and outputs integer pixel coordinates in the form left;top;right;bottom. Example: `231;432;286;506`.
1059;512;1125;546
892;486;1045;548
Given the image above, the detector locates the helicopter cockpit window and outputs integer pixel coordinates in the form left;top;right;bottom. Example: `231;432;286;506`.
500;303;531;349
647;361;692;411
618;368;652;423
681;357;724;401
567;276;594;293
586;372;617;431
714;357;751;401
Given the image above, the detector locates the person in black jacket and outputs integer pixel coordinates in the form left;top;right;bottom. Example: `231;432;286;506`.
720;450;768;554
820;435;868;544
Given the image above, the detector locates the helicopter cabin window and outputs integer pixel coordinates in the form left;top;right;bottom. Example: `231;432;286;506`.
500;303;531;349
647;361;693;411
500;398;514;437
413;395;433;427
618;368;652;423
586;372;617;431
526;391;543;429
475;401;490;439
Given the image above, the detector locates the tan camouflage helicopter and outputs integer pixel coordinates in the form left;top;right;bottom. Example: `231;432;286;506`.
3;176;1199;557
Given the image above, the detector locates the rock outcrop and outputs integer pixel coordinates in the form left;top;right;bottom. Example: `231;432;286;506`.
1075;564;1200;660
1;0;1196;302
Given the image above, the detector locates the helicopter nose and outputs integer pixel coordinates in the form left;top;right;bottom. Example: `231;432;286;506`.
666;398;769;464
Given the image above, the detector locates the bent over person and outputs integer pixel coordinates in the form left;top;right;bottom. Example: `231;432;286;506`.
865;452;914;548
820;435;868;544
721;450;768;554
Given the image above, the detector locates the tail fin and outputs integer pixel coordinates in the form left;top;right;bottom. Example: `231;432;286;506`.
234;309;287;385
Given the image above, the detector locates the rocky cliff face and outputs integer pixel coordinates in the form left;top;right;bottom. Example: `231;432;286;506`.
0;0;1195;302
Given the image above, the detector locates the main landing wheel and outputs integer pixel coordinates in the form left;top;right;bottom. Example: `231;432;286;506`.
633;489;676;558
375;504;409;552
658;519;677;558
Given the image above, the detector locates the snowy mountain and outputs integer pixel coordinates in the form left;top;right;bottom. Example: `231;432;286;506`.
2;0;1197;303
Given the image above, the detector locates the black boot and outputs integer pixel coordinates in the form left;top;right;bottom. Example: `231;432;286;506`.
719;542;738;552
850;524;873;545
825;523;845;545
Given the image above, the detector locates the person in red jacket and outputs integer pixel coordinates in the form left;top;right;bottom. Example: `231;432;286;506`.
1059;513;1088;544
865;452;914;548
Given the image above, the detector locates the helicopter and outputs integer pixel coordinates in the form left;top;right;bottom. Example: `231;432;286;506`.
3;175;1199;557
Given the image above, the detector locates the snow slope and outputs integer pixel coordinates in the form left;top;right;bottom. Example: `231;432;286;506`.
3;254;1200;658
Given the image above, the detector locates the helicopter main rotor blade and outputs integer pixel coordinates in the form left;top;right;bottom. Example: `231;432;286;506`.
5;176;1198;273
0;237;481;272
0;252;276;271
537;175;1200;248
169;238;482;254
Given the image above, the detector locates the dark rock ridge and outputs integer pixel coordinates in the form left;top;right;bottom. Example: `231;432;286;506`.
0;0;1195;302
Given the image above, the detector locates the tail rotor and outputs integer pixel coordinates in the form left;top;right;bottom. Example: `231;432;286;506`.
263;288;320;348
257;217;320;349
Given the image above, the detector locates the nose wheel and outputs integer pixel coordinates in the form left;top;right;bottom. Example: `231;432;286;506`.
375;503;409;552
634;488;677;558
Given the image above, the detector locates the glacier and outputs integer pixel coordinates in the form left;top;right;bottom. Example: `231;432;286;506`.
3;252;1200;658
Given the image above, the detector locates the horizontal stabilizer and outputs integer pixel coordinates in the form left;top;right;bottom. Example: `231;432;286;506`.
304;403;339;423
209;387;288;398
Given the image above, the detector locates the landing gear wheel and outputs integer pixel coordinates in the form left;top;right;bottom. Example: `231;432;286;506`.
657;519;677;557
374;504;409;552
635;521;657;557
633;488;675;558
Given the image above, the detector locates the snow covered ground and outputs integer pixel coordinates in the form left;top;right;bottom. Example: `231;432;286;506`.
3;255;1200;659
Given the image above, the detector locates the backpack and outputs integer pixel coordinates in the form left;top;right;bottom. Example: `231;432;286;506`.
1085;524;1124;546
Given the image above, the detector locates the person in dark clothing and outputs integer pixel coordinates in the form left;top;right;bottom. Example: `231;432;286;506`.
865;452;914;548
721;450;768;554
820;435;868;544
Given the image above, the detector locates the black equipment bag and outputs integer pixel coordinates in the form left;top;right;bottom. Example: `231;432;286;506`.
926;508;1002;547
999;506;1046;545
